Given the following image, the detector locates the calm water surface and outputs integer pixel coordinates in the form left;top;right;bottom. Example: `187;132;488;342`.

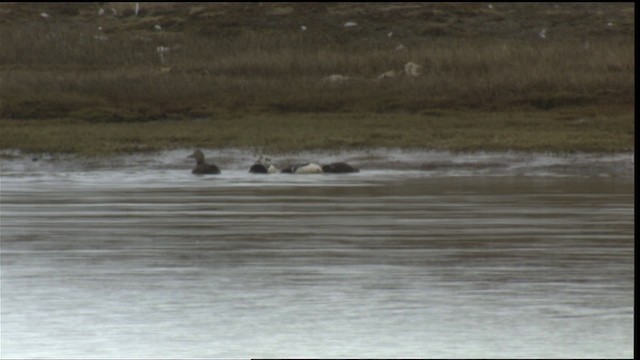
0;150;634;358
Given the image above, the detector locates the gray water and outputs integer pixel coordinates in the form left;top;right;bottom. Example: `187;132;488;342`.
0;150;634;358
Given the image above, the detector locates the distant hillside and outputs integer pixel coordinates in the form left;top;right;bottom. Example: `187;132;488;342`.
0;2;634;41
0;3;634;154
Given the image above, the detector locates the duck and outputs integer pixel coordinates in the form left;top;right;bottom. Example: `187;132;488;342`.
249;156;279;174
188;149;221;174
281;162;323;174
249;162;269;174
321;162;359;173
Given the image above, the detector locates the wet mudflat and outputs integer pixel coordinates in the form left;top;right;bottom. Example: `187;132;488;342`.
0;150;634;358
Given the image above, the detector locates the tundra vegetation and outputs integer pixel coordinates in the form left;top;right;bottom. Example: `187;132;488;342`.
0;2;634;155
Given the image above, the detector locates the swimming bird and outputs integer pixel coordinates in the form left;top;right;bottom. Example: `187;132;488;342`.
281;163;323;174
249;162;269;174
249;156;279;174
188;150;221;175
321;162;359;173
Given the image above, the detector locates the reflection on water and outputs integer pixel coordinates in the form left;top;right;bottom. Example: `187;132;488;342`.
0;151;634;358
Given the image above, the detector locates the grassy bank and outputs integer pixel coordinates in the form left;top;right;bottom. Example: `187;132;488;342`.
0;107;633;155
0;3;635;154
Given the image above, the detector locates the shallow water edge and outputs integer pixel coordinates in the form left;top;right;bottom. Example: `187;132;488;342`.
0;148;634;178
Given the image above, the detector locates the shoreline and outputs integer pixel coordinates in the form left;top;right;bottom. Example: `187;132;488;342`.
0;107;634;156
1;147;633;179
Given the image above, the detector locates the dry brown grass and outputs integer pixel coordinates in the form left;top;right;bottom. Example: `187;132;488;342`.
1;32;633;117
0;3;634;154
1;3;634;116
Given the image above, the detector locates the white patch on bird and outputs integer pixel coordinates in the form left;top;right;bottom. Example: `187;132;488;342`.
295;164;323;174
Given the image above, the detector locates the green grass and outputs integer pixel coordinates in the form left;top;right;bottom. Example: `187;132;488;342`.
1;107;633;155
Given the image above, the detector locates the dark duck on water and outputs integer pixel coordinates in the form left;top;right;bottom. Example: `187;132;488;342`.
188;150;221;175
249;156;279;174
321;162;359;173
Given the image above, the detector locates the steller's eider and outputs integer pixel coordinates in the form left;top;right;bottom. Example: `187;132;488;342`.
321;162;359;173
281;163;323;174
249;156;279;174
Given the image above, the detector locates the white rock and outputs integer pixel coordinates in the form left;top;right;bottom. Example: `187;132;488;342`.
404;62;421;76
377;70;398;81
538;29;547;39
324;74;349;83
